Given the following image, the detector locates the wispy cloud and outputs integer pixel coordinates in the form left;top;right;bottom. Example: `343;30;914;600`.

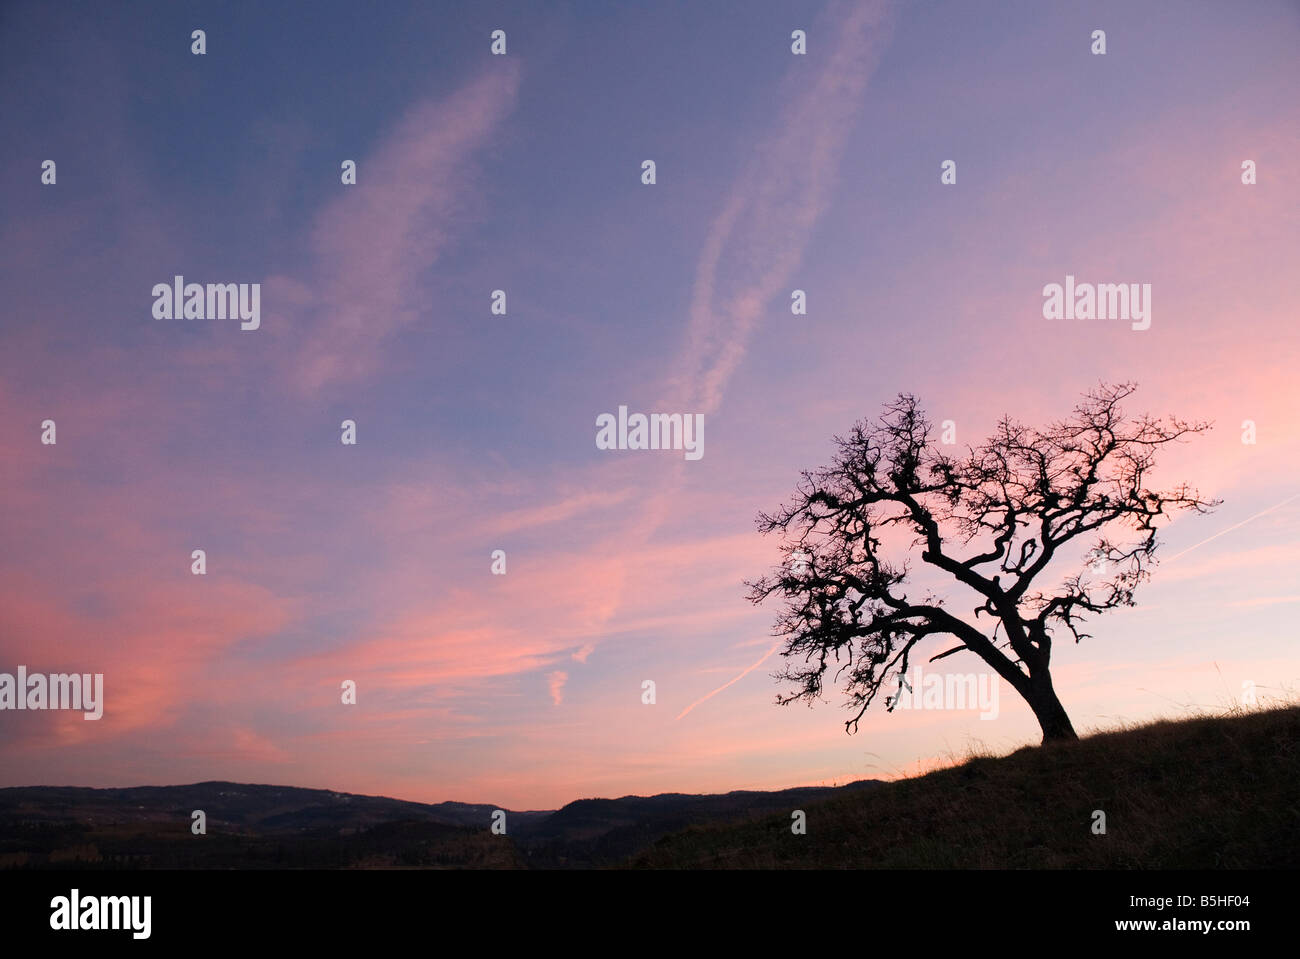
289;64;522;391
670;0;894;415
547;670;568;706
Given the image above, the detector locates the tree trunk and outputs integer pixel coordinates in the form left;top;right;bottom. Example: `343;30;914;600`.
1025;673;1078;743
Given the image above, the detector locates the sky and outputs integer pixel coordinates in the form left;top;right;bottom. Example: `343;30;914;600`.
1;0;1297;809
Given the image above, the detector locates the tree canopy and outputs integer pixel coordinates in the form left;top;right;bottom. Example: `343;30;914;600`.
748;382;1219;741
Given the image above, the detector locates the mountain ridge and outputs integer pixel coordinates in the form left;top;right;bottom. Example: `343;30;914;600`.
0;776;885;868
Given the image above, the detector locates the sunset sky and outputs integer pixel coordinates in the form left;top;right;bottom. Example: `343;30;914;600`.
1;0;1298;809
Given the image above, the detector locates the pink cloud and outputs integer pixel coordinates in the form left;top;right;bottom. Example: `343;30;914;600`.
547;671;568;706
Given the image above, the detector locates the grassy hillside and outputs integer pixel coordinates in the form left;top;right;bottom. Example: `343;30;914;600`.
631;705;1300;868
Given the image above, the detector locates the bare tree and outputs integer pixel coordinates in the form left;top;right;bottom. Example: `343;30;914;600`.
748;382;1219;742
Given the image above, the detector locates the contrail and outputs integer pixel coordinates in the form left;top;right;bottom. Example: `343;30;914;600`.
1164;490;1300;562
676;642;783;720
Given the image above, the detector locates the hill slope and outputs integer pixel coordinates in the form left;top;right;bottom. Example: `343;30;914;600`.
632;705;1300;868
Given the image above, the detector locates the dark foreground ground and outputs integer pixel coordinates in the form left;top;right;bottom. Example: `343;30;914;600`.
2;705;1295;869
633;704;1300;868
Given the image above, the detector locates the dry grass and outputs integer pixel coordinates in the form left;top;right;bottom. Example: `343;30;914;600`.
631;702;1300;869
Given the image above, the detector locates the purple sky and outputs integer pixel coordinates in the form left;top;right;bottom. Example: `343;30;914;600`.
1;0;1298;808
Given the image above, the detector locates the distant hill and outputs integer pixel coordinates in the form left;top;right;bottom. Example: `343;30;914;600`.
0;777;881;869
7;706;1292;869
0;781;551;831
631;705;1300;868
0;781;551;868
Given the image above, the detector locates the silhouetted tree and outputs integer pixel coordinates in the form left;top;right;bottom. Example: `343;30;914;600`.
748;382;1218;742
